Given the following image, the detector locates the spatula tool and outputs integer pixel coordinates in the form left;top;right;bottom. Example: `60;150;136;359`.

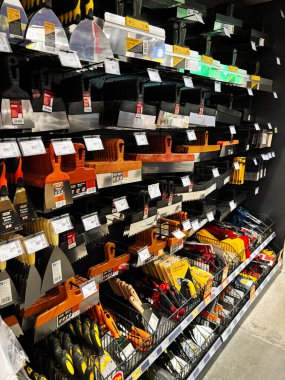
25;0;70;54
1;56;34;129
0;0;28;42
6;157;37;224
0;260;18;309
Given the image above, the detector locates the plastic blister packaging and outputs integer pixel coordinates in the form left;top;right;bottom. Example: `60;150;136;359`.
0;317;28;380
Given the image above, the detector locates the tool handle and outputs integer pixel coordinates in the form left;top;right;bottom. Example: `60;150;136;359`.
102;311;121;339
6;158;24;187
94;302;105;325
72;352;88;378
0;161;8;196
104;242;116;261
84;0;94;19
84;366;95;380
59;356;77;380
125;284;141;305
132;0;142;19
129;296;144;315
90;321;104;356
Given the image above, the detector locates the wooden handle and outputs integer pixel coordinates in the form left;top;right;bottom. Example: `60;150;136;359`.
126;284;141;305
129;296;144;315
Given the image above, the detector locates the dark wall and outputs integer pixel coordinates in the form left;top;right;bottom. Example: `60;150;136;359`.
242;1;285;244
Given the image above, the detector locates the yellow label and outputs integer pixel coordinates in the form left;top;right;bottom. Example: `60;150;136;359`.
228;65;238;73
250;285;255;300
222;265;229;281
132;366;142;380
126;16;149;32
201;55;213;64
173;45;190;56
7;7;20;22
99;354;111;373
192;308;199;318
251;75;261;81
173;56;184;67
204;295;212;306
44;21;55;35
126;37;143;51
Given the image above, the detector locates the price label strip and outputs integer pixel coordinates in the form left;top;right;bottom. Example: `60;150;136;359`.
23;232;49;254
148;183;161;199
104;58;120;75
134;132;148;146
147;68;161;82
51;214;73;234
0;140;21;159
58;50;82;69
52;139;75;156
113;197;129;213
18;138;46;157
0;239;23;262
81;212;101;231
83;136;104;151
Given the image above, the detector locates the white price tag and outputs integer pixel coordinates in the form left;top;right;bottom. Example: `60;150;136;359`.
281;9;285;18
182;219;191;231
18;138;46;156
52;260;62;284
259;38;265;47
251;41;257;51
253;158;258;166
247;88;254;96
0;32;12;53
272;152;275;158
215;81;221;92
229;125;236;134
83;136;104;151
52;139;75;156
207;211;215;222
147;68;161;82
194;12;204;24
255;187;259;195
134;132;149;146
58;50;82;68
181;176;191;187
233;161;240;170
0;141;20;159
274;127;278;133
246;145;250;151
276;57;281;65
23;232;49;254
187;130;197;141
229;200;237;211
172;229;185;239
138;246;151;264
51;215;73;234
120;343;135;360
113;196;129;212
0;240;23;262
267;123;272;129
82;212;101;231
104;58;120;75
81;280;97;299
191;219;200;231
273;91;278;99
261;154;267;160
254;123;260;131
148;183;161;199
0;278;12;306
224;26;231;37
224;176;230;185
148;313;159;332
212;168;220;178
183;76;194;88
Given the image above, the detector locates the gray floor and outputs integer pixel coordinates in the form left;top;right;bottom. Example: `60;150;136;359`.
203;267;285;380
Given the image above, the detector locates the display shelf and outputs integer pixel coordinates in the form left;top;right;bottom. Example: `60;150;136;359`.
187;257;283;380
125;231;276;380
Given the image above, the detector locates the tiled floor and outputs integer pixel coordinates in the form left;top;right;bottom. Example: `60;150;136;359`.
203;267;285;380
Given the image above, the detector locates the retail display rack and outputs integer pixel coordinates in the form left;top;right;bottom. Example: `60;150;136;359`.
0;1;282;380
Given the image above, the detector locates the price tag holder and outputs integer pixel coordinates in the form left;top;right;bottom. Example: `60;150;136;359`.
181;175;191;187
134;132;149;146
223;26;231;37
147;68;161;82
255;187;259;195
191;219;200;231
229;200;237;211
148;183;161;199
251;41;257;51
261;154;267;161
81;212;101;232
253;158;258;166
254;123;260;131
113;196;129;212
247;87;254;96
58;50;82;69
0;239;24;262
272;152;276;158
276;57;281;65
281;9;285;18
246;145;250;151
23;232;49;254
172;229;185;239
18;138;46;157
214;81;221;92
0;140;21;159
104;58;120;75
207;211;215;222
0;32;12;53
183;76;194;88
233;161;240;170
83;136;104;151
80;280;97;299
182;219;191;231
51;214;73;234
212;168;220;178
52;139;75;156
187;130;197;141
137;246;151;265
267;123;272;129
229;125;236;134
273;91;278;99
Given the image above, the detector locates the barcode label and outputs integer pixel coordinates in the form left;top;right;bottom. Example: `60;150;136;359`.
0;279;12;305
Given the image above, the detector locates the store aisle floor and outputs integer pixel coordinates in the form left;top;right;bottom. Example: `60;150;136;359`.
203;266;285;380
